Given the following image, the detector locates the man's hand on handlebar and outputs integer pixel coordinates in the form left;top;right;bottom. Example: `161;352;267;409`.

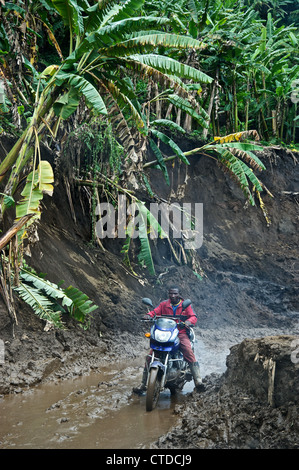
142;314;152;321
179;319;192;328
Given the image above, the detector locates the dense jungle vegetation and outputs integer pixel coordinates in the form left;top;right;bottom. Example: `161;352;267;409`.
0;0;298;329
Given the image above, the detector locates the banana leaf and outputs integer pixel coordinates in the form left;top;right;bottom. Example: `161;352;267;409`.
16;160;54;221
112;0;146;22
17;268;98;326
102;33;208;58
14;283;65;329
64;285;98;323
20;269;72;306
149;138;170;185
136;202;156;276
127;54;212;83
167;94;209;126
55;72;108;115
151;129;190;165
53;88;80;119
216;147;263;204
52;0;84;36
207;142;266;171
150;119;186;134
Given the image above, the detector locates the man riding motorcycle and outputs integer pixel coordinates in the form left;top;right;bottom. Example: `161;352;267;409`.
134;286;204;394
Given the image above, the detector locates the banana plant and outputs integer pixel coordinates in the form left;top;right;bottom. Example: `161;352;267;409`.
14;266;98;329
122;197;181;276
144;130;273;210
0;0;212;234
15;160;54;238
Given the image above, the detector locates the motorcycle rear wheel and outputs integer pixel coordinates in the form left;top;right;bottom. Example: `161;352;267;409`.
146;368;161;412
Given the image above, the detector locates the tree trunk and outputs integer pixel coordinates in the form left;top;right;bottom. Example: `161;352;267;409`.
245;75;250;132
232;74;238;133
0;214;34;251
203;69;218;139
154;83;161;120
272;110;277;137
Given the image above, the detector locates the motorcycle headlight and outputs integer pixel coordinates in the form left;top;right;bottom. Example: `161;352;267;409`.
154;330;172;342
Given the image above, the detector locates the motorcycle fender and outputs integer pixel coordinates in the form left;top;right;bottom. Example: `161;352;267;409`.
150;361;166;374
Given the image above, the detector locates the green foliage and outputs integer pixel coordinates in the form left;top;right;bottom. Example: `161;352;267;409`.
149;138;170;184
204;133;269;206
151;129;190;165
15;266;98;329
0;0;297;284
15;160;54;222
0;0;214;214
166;95;209;128
143;0;298;143
15;282;65;329
123;199;169;276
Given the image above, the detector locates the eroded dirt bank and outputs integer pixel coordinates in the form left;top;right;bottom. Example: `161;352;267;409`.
153;335;299;449
0;144;298;448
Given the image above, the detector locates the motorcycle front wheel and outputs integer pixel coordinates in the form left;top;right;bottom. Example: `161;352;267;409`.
146;368;162;412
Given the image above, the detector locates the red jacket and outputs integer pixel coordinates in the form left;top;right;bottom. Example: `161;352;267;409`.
147;299;197;329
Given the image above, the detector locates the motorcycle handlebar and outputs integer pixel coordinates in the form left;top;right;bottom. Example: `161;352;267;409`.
141;316;193;328
178;321;192;329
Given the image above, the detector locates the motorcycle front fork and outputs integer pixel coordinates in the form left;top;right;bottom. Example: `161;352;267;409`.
147;352;169;390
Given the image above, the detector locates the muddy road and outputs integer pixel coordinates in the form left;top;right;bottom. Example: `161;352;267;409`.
0;363;181;449
0;146;298;449
1;325;297;449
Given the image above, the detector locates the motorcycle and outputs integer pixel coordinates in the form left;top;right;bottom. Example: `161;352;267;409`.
141;297;195;412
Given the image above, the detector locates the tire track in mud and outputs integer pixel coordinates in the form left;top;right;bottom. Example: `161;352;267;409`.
0;363;182;449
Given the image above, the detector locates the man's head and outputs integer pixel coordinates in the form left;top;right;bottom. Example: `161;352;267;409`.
168;286;181;305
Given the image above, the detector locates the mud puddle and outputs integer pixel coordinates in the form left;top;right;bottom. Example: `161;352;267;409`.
0;362;187;449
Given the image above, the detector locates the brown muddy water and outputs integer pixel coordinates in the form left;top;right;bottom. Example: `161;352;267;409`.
0;364;187;449
0;326;294;449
